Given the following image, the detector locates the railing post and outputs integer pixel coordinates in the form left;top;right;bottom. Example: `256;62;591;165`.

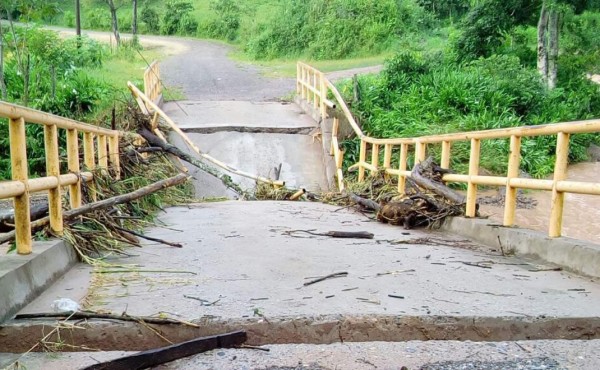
549;132;570;237
67;128;82;209
296;63;301;96
503;135;521;226
383;144;392;173
415;141;426;163
108;134;121;180
441;141;451;169
337;149;345;191
371;144;380;172
466;138;481;217
9;117;32;254
155;62;162;100
313;71;318;110
44;124;63;235
383;144;393;178
331;117;339;156
398;143;408;194
301;67;306;100
98;134;109;169
358;139;367;182
83;132;97;201
320;72;327;121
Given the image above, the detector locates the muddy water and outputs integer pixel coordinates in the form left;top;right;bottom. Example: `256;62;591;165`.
480;162;600;243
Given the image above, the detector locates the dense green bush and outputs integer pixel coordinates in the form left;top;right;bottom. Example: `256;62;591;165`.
200;0;241;41
244;0;431;60
0;28;111;180
141;6;160;33
160;1;198;36
453;0;531;61
84;8;112;31
340;52;600;177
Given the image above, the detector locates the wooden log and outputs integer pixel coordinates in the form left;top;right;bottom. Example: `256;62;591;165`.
348;193;381;212
138;126;244;196
0;174;189;245
0;202;49;233
81;331;247;370
411;157;465;205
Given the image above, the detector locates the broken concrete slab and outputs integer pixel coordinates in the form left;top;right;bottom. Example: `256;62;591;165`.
170;133;330;195
442;216;600;278
0;240;77;323
20;202;600;323
2;314;600;352
2;339;599;369
163;101;318;133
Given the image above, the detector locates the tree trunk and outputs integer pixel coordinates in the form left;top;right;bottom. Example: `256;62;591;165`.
75;0;81;37
107;0;121;47
548;10;560;90
0;23;7;100
537;2;549;86
132;0;138;44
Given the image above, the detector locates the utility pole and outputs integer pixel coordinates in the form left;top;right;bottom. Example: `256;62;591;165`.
75;0;81;37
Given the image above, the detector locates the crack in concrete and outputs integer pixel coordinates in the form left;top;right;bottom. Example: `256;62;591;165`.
3;315;600;352
180;126;316;135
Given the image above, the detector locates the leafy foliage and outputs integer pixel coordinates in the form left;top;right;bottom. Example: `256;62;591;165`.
0;27;112;180
200;0;241;41
160;0;198;36
340;52;600;177
244;0;431;60
141;6;160;33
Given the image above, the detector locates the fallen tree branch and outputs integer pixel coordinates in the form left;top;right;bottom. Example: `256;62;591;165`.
138;126;244;196
15;311;196;326
0;202;49;232
81;331;247;370
284;229;374;239
348;192;381;212
113;226;183;248
303;272;348;286
411;157;465;204
0;173;189;246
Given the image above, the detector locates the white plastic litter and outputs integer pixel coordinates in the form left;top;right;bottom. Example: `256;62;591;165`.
51;298;81;313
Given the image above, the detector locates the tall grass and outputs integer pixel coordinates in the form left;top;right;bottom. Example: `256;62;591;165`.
339;52;600;178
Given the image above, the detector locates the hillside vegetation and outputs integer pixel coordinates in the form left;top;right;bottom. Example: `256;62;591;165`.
7;0;600;180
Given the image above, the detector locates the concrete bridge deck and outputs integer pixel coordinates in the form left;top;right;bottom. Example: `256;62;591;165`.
2;31;600;370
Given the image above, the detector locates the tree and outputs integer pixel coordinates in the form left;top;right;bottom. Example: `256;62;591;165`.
105;0;121;46
132;0;138;44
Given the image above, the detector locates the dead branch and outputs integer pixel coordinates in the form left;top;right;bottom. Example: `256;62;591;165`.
411;157;465;204
113;226;183;248
0;173;188;246
0;202;49;232
348;192;381;211
138;126;244;195
284;229;374;239
14;311;195;326
303;272;348;286
81;331;247;370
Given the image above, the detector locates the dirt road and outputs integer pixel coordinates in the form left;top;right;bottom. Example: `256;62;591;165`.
53;27;294;101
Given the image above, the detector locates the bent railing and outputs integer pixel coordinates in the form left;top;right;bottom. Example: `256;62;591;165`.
297;62;600;238
0;102;121;254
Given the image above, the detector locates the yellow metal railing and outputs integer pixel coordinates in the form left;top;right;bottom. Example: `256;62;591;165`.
144;61;162;108
297;62;600;238
0;101;121;255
